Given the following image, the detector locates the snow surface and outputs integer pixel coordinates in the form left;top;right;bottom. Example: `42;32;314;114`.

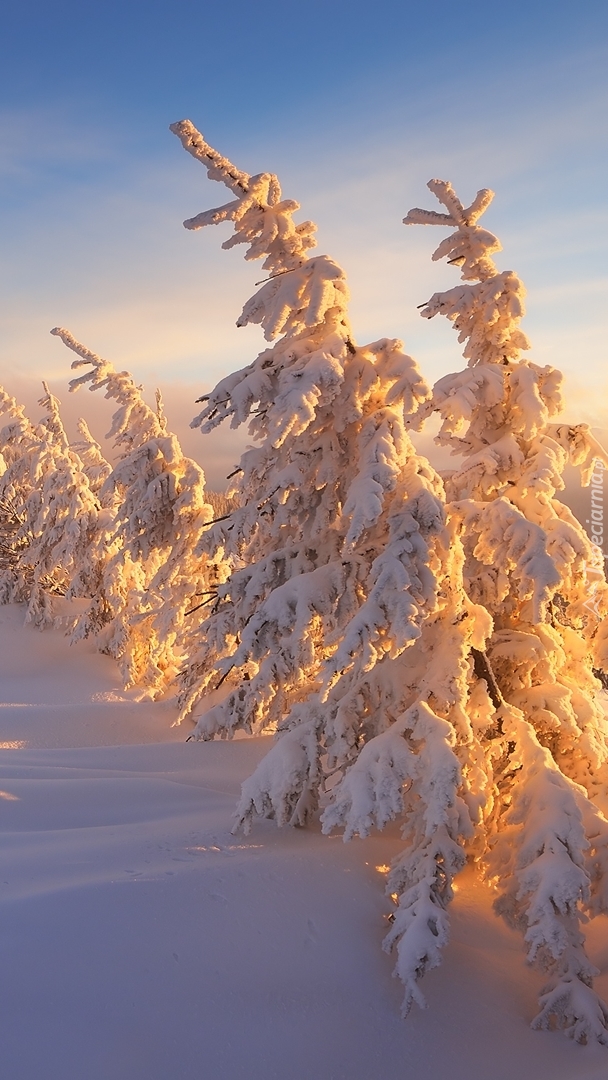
1;603;607;1080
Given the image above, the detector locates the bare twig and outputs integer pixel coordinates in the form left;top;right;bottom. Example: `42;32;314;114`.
203;512;234;528
184;595;218;617
215;665;235;691
257;486;280;511
471;647;503;709
254;267;299;287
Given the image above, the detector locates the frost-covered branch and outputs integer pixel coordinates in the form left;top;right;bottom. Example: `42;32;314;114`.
51;326;166;452
489;707;608;1043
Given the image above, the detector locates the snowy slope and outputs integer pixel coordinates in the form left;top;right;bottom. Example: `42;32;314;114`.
1;604;607;1080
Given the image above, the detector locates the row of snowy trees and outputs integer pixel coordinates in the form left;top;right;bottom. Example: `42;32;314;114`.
2;118;608;1043
0;331;231;694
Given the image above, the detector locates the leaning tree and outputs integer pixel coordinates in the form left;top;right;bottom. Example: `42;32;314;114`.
51;328;221;693
168;122;563;1024
0;382;100;622
0;386;43;605
399;178;608;1041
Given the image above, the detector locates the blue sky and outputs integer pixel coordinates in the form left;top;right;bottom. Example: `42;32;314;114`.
0;0;607;484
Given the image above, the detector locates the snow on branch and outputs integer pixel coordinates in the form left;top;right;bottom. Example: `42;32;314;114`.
234;719;322;832
171;120;345;360
70;418;113;497
38;381;69;449
51;326;166;451
452;497;561;624
322;701;472;1016
170;119;318;282
548;423;608;486
404;180;500;282
489;706;608;1044
404;179;529;371
169;119;251;196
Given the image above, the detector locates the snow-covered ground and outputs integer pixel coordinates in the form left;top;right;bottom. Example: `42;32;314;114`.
1;603;607;1080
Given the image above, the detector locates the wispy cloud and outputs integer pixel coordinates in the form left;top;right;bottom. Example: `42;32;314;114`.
1;50;607;468
0;106;116;181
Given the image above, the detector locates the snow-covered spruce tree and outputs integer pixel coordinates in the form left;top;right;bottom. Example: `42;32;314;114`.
70;417;113;498
0;382;96;620
51;327;219;693
0;385;42;603
404;180;608;1041
170;121;507;1015
22;382;104;625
